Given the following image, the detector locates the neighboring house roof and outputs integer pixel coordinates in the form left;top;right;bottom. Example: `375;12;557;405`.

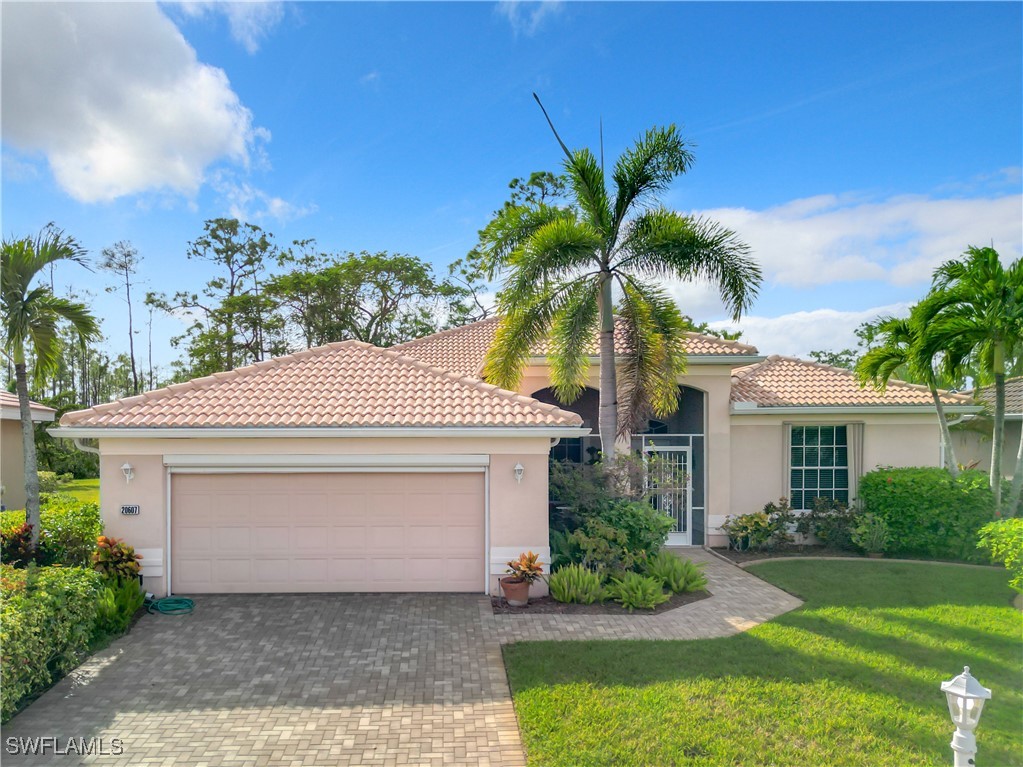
393;316;762;379
975;376;1023;416
730;355;976;411
0;390;56;422
59;340;583;430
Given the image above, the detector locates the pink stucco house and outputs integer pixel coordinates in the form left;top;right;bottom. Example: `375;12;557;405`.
53;318;977;596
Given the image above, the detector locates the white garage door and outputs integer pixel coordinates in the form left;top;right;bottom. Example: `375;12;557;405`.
171;472;485;593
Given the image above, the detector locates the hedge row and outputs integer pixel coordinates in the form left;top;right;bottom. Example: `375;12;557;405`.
1;565;103;721
0;494;102;567
858;467;996;562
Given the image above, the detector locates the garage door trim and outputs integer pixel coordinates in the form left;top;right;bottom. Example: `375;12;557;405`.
164;462;491;596
164;453;491;469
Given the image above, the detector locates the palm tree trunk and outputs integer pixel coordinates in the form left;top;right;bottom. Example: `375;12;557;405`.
929;386;960;478
992;343;1005;515
14;358;41;548
597;275;618;461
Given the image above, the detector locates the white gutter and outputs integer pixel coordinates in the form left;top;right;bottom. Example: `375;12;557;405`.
527;354;765;367
72;438;100;455
730;404;983;416
50;425;591;440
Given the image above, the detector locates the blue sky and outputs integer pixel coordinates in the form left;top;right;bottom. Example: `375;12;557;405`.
3;1;1021;371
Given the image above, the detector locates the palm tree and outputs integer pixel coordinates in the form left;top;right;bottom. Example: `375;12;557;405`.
856;311;961;477
2;225;99;546
479;101;761;459
916;246;1023;515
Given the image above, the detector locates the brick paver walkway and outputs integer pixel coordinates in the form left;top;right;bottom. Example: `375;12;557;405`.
2;550;799;766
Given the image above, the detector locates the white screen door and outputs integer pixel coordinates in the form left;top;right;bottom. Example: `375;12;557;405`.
644;445;692;545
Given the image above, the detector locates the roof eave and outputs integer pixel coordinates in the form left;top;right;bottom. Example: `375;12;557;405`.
730;403;983;416
526;354;765;367
50;425;591;439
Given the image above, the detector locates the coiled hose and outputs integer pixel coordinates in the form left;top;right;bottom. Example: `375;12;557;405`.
146;596;195;615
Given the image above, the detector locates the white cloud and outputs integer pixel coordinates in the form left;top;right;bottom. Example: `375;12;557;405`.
172;1;285;54
1;2;265;203
710;303;913;358
495;1;563;36
211;172;317;224
692;190;1023;288
360;71;381;87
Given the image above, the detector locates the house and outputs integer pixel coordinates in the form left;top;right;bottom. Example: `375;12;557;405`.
951;375;1023;475
53;318;978;596
1;390;56;511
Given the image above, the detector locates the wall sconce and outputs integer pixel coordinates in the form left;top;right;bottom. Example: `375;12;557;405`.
121;463;135;484
513;463;524;484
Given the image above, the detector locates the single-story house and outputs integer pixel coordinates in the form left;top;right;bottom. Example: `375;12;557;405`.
54;318;978;596
951;376;1023;475
1;390;56;511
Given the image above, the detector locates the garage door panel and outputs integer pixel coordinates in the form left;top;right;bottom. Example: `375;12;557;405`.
172;472;483;593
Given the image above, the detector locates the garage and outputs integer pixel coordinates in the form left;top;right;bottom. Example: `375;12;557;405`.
171;471;485;593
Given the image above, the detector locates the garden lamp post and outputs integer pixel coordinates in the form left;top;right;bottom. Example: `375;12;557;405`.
941;666;991;767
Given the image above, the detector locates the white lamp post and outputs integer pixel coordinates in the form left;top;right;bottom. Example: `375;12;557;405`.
941;666;991;767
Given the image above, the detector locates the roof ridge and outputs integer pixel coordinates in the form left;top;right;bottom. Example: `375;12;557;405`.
391;317;499;350
376;345;582;424
62;340;370;426
681;330;759;354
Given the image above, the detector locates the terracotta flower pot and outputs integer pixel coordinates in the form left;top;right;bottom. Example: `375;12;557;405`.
500;577;530;607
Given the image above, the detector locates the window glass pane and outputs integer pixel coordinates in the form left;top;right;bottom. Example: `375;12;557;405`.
835;469;849;489
820;469;834;490
835;446;848;466
790;469;803;488
791;446;804;467
836;425;847;443
804;428;820;447
790;490;804;509
819;446;835;466
803;469;819;490
820;426;835;445
804;446;819;467
792;428;804;446
835;489;849;504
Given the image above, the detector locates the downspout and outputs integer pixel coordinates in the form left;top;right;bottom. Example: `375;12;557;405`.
73;438;100;455
941;415;969;470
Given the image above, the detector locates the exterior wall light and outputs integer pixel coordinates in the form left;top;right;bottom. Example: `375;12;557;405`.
941;665;991;767
513;463;524;484
121;463;135;484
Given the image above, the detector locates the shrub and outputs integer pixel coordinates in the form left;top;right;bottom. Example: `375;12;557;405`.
606;572;669;612
1;564;103;721
859;468;995;561
644;551;708;593
977;518;1023;592
548;564;604;604
720;499;795;551
564;502;673;575
92;575;145;642
851;513;890;554
794;496;858;551
0;497;102;568
36;471;73;494
92;537;142;581
1;523;34;566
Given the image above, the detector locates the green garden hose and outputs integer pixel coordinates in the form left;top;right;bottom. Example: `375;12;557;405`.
145;596;195;615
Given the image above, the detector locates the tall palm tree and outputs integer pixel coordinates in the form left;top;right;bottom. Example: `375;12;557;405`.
480;102;761;459
916;246;1023;515
2;226;99;546
856;312;961;477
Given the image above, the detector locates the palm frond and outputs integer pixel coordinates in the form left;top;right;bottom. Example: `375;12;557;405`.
620;209;760;321
477;204;571;278
547;279;602;404
504;217;603;300
611;125;692;232
563;149;612;238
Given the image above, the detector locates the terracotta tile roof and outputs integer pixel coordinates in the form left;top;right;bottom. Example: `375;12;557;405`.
730;356;974;408
393;317;760;379
0;390;56;421
975;377;1023;415
59;341;583;429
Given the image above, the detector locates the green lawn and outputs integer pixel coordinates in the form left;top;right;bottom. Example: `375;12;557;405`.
504;561;1022;766
57;478;99;504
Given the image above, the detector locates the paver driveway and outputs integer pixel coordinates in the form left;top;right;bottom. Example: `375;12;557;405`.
2;594;524;767
2;550;799;767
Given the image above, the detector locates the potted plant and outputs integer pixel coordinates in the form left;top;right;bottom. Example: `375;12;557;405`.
852;513;889;558
501;551;544;606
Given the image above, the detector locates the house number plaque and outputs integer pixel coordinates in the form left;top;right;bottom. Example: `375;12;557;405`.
120;505;141;516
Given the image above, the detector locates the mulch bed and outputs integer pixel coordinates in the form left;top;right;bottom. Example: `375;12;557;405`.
712;546;866;565
490;589;710;615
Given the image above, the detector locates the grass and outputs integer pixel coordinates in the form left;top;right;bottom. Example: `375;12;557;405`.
504;560;1022;767
56;478;99;504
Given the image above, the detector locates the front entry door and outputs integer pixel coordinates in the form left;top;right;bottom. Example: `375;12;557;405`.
644;446;692;545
